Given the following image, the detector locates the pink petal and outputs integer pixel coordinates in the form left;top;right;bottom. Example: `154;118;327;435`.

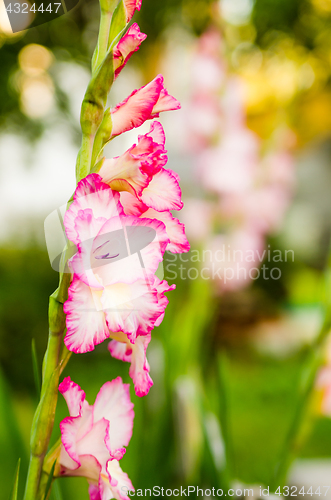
98;153;150;197
113;23;147;79
145;120;166;147
76;418;112;471
93;377;134;455
106;459;134;500
142;208;190;253
124;0;142;22
91;215;168;287
111;75;164;137
64;277;109;353
68;210;107;290
60;416;83;468
120;192;148;216
60;452;101;481
140;169;183;211
108;335;153;397
108;333;132;362
151;88;181;116
64;174;123;245
153;276;176;327
59;377;86;417
89;484;102;500
101;279;165;342
110;76;180;137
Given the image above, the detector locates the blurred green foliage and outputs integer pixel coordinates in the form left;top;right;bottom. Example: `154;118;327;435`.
0;246;330;499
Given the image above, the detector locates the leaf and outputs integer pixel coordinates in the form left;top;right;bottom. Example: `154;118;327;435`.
51;481;63;500
9;458;20;500
108;0;127;48
31;338;41;396
43;460;57;500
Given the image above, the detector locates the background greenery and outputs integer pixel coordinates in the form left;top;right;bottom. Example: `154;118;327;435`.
2;0;331;498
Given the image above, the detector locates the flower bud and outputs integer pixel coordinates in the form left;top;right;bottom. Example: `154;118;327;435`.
80;50;114;136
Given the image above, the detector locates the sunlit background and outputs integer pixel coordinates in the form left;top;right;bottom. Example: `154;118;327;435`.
2;0;331;498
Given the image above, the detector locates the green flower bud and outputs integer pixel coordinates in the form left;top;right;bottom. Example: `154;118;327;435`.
80;50;114;136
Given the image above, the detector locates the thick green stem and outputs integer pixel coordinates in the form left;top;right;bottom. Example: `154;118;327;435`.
76;133;95;182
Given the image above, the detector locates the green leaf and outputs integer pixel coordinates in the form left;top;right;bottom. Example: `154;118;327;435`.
108;0;127;48
43;460;57;500
51;481;63;500
9;458;20;500
31;338;41;396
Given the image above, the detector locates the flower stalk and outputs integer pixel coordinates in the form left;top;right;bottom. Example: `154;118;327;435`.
23;3;116;496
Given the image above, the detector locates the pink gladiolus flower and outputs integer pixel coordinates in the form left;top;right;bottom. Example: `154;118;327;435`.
98;122;189;254
63;174;174;354
108;277;174;396
113;23;147;80
99;121;168;197
110;75;181;137
58;377;134;500
124;0;142;23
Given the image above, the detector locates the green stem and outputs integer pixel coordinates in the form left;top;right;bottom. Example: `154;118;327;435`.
76;133;95;182
92;10;112;72
23;274;70;500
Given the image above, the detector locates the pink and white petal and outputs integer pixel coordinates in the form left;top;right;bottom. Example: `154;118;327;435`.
99;152;150;196
108;338;132;363
91;216;167;286
151;88;181;116
64;277;109;354
76;418;112;471
142;208;190;253
128;335;153;397
113;23;147;79
102;280;163;342
120;192;148;216
64;174;123;244
89;484;102;500
59;377;86;417
133;216;169;271
60;453;101;482
59;416;82;467
107;459;134;500
123;0;142;22
90;217;148;287
59;443;80;473
67;210;107;290
153;277;176;327
93;377;134;452
110;76;164;137
140;169;183;211
146;121;166;147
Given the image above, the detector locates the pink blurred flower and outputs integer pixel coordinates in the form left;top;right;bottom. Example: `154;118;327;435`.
58;376;134;500
204;230;265;292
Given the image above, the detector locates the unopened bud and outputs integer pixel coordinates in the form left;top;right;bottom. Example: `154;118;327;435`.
81;50;114;136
